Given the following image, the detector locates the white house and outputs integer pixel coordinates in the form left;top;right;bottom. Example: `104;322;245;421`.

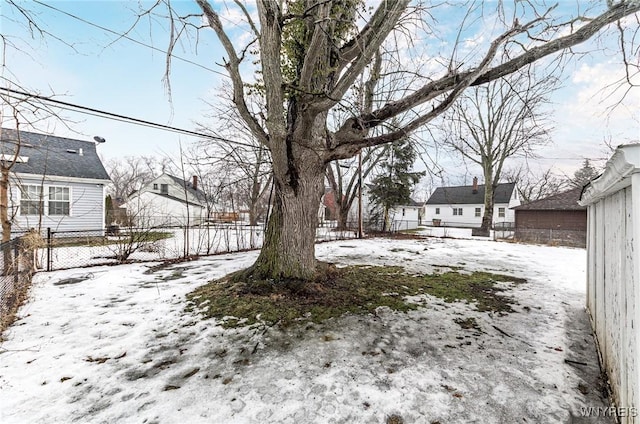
579;143;640;424
425;179;519;228
123;173;208;227
388;199;425;231
1;128;111;236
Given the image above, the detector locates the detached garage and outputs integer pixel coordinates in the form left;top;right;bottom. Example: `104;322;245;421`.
513;187;587;247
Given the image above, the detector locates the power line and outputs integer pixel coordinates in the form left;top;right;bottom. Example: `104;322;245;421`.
1;87;260;149
31;0;230;80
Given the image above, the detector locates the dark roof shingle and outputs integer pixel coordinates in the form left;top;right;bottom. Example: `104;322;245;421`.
513;187;586;211
0;128;110;181
426;182;516;205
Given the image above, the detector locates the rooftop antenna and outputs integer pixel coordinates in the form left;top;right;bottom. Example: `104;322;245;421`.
93;136;106;144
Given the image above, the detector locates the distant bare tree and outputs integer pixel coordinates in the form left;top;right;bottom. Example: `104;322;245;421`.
105;156;174;201
441;68;557;235
504;167;569;203
195;86;273;227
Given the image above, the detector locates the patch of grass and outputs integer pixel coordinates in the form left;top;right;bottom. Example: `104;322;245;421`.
186;266;526;328
422;271;526;313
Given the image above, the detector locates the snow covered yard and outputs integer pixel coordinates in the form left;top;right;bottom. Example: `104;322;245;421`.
0;237;610;423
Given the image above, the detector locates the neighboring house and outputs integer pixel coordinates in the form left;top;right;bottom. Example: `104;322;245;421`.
425;179;519;228
389;199;424;231
122;173;207;227
579;143;640;424
512;187;587;247
0;128;111;235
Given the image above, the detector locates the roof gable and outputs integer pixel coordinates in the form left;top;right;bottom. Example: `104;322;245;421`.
151;173;207;205
426;182;516;205
0;128;110;181
513;187;586;211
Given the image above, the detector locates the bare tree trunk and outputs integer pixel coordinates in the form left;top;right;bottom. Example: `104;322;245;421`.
478;164;496;236
1;167;11;244
246;164;324;280
1;168;12;274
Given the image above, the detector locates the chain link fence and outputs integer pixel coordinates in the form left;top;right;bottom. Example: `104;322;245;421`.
514;228;586;247
1;234;39;334
30;220;367;271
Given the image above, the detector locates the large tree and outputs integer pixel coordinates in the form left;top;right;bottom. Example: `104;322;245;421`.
441;68;556;235
162;0;637;280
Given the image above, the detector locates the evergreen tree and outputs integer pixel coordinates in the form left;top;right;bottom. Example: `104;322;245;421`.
369;139;425;231
571;159;599;188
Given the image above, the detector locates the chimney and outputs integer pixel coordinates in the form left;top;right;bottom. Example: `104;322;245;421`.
472;177;478;194
192;175;198;191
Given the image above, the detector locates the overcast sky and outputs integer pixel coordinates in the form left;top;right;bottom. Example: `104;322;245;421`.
1;1;638;188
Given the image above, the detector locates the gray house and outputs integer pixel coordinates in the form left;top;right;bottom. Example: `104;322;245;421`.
0;128;111;235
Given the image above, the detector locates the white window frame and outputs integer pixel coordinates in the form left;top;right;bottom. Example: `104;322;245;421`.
19;185;43;216
48;186;71;216
453;207;463;216
498;207;505;218
475;207;481;217
18;184;72;217
435;207;440;215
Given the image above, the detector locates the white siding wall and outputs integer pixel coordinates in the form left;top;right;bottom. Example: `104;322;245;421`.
424;203;511;228
125;192;205;227
10;176;106;233
582;145;640;424
142;174;203;207
389;206;422;230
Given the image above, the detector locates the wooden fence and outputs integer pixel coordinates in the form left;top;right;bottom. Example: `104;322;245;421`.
580;144;640;423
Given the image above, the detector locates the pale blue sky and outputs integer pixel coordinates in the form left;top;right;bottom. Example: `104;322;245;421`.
1;1;638;183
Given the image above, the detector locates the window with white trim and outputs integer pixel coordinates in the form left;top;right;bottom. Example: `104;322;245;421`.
20;185;43;216
453;207;463;216
498;207;505;218
435;207;440;215
48;187;70;215
475;207;481;217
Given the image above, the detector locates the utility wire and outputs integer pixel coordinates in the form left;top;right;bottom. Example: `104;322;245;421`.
31;0;230;80
1;87;260;149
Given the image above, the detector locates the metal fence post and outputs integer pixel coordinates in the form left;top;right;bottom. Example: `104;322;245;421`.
47;227;52;272
13;239;19;285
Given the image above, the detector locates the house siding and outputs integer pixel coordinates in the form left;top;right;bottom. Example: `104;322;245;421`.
10;176;107;234
125;191;205;227
389;205;422;230
424;202;514;228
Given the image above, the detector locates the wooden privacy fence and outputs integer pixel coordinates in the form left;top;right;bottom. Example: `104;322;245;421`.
580;144;640;424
